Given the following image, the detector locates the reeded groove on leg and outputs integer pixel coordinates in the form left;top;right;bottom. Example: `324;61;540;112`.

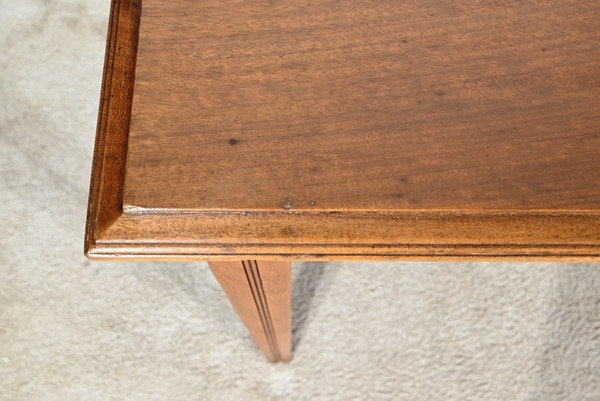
208;260;292;362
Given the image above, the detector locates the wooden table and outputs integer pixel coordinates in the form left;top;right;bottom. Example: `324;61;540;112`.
85;0;600;362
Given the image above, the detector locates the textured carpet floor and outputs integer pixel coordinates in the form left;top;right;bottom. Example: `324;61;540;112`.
1;1;600;400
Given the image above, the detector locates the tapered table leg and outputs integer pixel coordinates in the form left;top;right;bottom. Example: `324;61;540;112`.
208;260;292;362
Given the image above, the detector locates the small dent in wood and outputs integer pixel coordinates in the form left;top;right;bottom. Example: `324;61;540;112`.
283;200;294;210
228;138;239;145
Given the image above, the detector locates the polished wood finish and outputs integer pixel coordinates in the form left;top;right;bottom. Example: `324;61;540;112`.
86;0;600;260
209;261;292;362
85;0;140;249
124;0;600;212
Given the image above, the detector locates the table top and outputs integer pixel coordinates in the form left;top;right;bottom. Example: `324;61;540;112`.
85;0;600;260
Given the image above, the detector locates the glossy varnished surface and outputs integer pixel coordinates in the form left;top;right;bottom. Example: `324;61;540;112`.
86;0;600;260
124;0;600;211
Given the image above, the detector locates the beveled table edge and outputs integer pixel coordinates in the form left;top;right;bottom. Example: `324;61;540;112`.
84;0;600;261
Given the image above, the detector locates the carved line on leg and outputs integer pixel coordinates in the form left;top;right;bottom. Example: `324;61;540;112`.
242;260;282;361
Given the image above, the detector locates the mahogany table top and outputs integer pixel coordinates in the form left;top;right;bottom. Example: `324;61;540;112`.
85;0;600;260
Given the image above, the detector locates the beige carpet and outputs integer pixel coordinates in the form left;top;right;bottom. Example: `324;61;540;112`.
1;1;599;399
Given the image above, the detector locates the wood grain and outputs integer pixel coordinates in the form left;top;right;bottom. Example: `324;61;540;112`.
208;260;292;362
89;211;600;260
85;0;600;260
85;0;140;252
123;0;600;211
